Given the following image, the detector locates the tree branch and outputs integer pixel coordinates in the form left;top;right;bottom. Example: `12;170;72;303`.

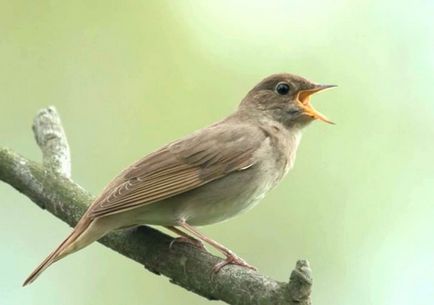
0;107;312;305
32;106;71;178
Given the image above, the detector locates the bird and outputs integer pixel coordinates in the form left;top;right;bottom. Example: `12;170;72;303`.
23;73;336;286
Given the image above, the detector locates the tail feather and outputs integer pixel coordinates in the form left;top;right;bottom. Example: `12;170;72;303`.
23;218;94;286
23;231;75;286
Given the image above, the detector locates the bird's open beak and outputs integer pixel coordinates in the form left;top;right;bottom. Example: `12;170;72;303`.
297;84;337;124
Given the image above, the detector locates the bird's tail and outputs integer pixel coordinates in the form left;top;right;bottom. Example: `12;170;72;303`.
23;217;104;286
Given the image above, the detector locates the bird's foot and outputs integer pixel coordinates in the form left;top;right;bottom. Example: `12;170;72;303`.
169;236;206;251
212;253;257;273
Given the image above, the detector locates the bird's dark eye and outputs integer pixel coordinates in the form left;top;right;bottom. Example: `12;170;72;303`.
276;83;290;95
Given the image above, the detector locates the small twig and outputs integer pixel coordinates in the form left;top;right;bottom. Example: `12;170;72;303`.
0;107;313;305
32;106;71;178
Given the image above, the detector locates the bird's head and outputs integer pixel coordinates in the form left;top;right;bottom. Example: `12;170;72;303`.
240;73;336;128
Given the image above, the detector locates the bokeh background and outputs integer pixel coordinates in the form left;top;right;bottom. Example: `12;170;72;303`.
1;1;433;304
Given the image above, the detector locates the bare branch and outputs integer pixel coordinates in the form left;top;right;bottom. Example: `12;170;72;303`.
0;107;313;305
32;106;71;178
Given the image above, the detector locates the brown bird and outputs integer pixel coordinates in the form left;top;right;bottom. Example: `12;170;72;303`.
23;73;336;286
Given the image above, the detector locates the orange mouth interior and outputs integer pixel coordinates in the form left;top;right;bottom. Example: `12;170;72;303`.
296;86;335;124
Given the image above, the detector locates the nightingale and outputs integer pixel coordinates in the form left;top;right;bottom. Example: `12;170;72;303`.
23;73;336;286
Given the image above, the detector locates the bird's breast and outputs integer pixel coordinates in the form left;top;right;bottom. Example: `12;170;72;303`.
260;125;302;184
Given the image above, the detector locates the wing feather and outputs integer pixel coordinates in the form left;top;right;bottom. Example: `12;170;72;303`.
88;123;265;218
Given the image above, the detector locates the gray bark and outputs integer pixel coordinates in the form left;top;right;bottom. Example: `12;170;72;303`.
0;107;312;305
32;106;71;178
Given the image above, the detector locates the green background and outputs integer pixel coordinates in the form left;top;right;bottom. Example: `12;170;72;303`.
1;1;433;304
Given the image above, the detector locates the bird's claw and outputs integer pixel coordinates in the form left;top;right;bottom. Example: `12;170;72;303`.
169;237;206;251
212;254;257;273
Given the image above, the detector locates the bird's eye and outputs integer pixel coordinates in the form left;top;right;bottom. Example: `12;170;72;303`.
276;83;290;95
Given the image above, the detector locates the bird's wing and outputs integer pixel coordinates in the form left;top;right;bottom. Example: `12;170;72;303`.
88;123;265;218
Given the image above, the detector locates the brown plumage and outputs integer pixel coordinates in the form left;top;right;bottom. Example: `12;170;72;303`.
23;73;335;285
90;125;261;217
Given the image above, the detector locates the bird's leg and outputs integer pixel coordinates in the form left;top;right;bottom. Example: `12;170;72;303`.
178;220;257;272
165;226;206;251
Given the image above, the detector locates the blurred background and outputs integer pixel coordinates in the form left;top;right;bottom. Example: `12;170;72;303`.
1;1;433;304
